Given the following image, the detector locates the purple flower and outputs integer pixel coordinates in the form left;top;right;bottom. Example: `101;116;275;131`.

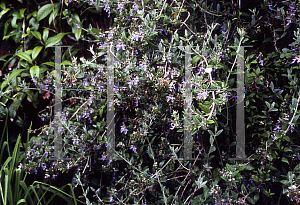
120;125;128;134
197;91;208;100
104;4;110;13
108;33;113;40
198;68;205;74
170;123;175;130
109;196;114;202
97;67;103;73
130;145;137;153
291;56;300;64
233;96;239;101
268;5;272;10
273;125;280;133
131;34;139;42
291;126;295;133
166;96;175;103
259;60;263;66
249;178;255;183
157;29;163;33
100;42;107;49
289;5;295;14
72;138;79;145
126;13;133;20
220;25;226;32
107;159;112;167
287;18;291;26
225;94;231;100
117;4;123;13
101;155;107;161
133;4;138;11
212;68;216;74
116;43;125;51
297;155;300;160
35;170;38;175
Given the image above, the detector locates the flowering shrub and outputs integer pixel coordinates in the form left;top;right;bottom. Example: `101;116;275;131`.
0;0;300;204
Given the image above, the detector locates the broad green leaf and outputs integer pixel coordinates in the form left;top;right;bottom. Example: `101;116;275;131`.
11;16;17;28
281;157;289;164
41;62;55;67
3;32;19;41
75;29;82;41
8;102;16;118
61;60;72;66
294;163;300;173
284;147;292;152
37;4;54;22
43;28;49;43
30;65;40;78
0;8;10;20
72;13;81;24
8;69;27;83
15;115;27;128
19;8;26;18
32;91;38;108
31;31;41;40
99;105;105;118
49;6;60;25
45;33;66;48
32;46;43;60
13;98;22;112
15;52;32;64
0;2;6;9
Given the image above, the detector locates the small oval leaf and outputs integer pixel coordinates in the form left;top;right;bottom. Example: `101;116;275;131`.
192;55;201;64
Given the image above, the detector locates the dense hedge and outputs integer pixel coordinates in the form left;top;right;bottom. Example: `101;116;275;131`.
0;0;300;204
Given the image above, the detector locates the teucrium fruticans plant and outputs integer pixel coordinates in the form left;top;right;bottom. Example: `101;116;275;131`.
0;0;300;204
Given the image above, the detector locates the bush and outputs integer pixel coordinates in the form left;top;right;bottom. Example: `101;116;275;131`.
0;0;300;204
